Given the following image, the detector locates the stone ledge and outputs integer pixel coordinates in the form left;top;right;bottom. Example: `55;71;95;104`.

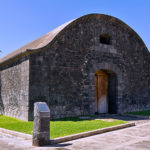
121;114;150;119
0;128;32;140
50;122;135;144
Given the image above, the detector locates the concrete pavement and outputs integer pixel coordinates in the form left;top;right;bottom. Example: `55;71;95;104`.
63;121;150;150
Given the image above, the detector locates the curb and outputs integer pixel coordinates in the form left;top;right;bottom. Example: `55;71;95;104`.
50;122;135;144
0;128;32;140
0;122;135;144
121;114;150;119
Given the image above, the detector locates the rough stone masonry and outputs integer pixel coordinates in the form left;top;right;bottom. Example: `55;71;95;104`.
0;13;150;121
33;102;50;146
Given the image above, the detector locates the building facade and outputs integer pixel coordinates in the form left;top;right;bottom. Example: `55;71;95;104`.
0;14;150;121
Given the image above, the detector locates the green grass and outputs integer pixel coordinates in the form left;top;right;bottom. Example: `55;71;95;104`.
128;110;150;116
0;115;127;139
0;115;33;134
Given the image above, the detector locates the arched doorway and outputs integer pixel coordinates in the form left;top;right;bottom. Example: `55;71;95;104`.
95;70;108;113
94;69;117;114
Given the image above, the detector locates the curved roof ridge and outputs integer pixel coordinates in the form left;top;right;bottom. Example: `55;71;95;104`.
0;19;74;64
0;13;149;65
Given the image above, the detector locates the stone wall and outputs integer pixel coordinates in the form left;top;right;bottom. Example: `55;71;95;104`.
0;57;29;120
29;15;150;119
0;14;150;120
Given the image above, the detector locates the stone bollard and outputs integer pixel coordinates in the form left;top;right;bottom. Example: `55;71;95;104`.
32;102;50;146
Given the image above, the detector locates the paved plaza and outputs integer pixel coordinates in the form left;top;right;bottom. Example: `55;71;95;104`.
0;118;150;150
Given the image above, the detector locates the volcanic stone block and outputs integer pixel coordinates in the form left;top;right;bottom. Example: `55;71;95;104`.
32;102;50;146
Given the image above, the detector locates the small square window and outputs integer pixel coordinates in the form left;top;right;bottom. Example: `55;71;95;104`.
100;34;111;45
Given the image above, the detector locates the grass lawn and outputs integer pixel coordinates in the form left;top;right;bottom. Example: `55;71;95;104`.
128;110;150;116
0;115;127;139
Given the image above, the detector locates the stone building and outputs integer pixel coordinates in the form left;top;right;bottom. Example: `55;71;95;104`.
0;14;150;121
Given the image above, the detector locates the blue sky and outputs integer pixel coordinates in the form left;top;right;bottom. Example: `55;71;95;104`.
0;0;150;58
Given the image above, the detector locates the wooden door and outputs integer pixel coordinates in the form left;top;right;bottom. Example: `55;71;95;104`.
95;70;108;113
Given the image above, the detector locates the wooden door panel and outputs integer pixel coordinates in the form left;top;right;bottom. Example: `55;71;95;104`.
95;70;108;113
94;75;98;112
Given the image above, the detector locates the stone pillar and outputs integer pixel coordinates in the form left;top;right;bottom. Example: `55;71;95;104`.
32;102;50;146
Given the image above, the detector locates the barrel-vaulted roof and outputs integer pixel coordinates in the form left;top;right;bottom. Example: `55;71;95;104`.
0;13;148;65
0;19;74;64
